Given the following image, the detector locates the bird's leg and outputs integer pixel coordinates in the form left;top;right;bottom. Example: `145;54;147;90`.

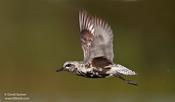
114;73;138;86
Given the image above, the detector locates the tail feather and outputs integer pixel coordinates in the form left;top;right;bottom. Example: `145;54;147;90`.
106;64;136;75
115;64;136;75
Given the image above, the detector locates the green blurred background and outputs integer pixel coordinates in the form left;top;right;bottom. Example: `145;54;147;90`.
0;0;175;102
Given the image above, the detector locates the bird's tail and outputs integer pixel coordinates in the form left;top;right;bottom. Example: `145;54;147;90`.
112;64;137;86
114;64;136;76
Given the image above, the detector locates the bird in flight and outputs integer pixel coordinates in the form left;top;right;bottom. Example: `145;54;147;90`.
56;10;137;86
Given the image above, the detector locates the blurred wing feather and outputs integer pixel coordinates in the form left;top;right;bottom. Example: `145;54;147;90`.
79;11;114;63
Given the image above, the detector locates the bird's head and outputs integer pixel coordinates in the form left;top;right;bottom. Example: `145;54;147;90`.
56;61;80;72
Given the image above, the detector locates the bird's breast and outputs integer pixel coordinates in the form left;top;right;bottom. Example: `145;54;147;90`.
76;67;111;78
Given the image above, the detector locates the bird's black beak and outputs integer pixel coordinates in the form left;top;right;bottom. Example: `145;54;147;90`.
56;67;64;72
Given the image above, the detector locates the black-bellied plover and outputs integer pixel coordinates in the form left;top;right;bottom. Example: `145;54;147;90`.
56;11;137;86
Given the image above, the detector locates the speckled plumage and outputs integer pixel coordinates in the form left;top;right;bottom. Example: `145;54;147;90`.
56;10;137;86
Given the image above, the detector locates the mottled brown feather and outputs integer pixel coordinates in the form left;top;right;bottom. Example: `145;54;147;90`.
91;56;112;68
80;29;93;62
80;30;93;43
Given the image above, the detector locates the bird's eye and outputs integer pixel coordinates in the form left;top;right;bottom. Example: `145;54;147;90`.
65;64;72;68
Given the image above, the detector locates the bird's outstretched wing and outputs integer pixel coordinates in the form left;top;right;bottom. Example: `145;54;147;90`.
79;11;114;63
